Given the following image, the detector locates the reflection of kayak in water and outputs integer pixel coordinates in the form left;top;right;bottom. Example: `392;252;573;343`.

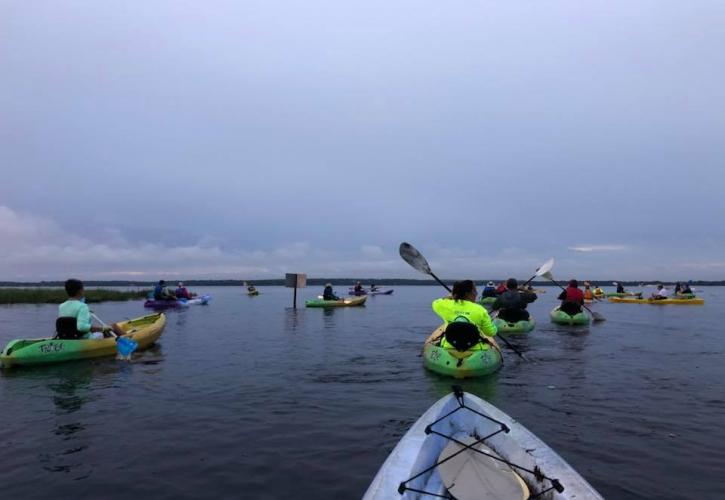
363;387;603;500
144;295;211;308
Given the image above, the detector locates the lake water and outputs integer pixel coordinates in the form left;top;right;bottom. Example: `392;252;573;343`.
1;286;723;499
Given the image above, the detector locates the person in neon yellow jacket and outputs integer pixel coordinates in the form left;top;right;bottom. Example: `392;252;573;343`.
432;280;497;350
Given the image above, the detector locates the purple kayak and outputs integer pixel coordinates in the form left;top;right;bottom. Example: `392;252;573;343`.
144;295;211;308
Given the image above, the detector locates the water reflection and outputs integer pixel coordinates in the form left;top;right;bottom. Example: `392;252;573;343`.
322;307;337;327
40;363;95;477
285;307;305;331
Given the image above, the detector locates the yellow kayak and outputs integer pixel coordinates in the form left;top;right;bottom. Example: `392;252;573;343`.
1;313;166;367
608;297;704;305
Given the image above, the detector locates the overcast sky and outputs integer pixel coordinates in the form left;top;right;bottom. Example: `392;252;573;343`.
1;1;724;281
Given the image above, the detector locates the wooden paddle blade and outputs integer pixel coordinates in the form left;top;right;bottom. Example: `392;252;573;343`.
399;242;432;274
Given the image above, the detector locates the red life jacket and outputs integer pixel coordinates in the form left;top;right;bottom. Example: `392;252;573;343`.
565;287;584;303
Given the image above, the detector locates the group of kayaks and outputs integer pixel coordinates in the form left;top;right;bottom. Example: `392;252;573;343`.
426;287;706;380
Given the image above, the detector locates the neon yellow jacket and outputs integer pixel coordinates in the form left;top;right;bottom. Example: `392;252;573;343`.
432;298;497;338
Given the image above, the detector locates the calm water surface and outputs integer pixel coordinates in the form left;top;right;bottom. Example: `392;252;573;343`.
1;286;724;499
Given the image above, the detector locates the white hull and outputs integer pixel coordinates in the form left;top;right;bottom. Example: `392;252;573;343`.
363;390;602;499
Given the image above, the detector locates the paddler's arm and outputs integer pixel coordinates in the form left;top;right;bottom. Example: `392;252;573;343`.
78;303;104;333
431;297;452;321
476;308;497;337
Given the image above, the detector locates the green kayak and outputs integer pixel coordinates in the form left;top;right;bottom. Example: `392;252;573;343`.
605;292;642;298
422;326;502;379
493;317;535;333
0;313;166;368
550;307;590;326
305;296;367;308
478;296;497;306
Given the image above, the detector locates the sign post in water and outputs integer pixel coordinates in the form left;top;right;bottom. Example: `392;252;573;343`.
285;273;307;309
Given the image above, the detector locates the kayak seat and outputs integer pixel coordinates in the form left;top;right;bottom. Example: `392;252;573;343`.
443;322;482;352
55;317;84;340
559;302;583;316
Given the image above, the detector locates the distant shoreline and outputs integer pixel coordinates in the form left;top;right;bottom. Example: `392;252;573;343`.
1;279;721;287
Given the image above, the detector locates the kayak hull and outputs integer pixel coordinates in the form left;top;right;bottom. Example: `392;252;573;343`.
0;313;166;368
493;318;535;333
608;296;704;305
370;289;394;295
247;291;259;296
363;390;603;500
144;294;210;308
550;307;590;326
422;327;502;379
305;296;367;308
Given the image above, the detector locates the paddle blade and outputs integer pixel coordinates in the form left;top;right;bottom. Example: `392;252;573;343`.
540;271;554;281
535;258;555;277
399;242;432;275
116;337;138;357
591;312;606;322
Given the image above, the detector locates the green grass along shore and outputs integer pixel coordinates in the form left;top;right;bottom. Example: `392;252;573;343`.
0;288;149;304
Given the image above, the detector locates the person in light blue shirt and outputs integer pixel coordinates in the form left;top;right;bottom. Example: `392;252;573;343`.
58;279;108;338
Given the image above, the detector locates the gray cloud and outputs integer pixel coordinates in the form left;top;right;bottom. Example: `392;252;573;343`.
1;1;724;280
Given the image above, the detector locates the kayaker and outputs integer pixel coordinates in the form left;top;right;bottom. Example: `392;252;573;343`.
354;281;364;293
492;278;537;322
557;280;584;315
370;283;378;292
58;279;110;339
593;286;605;297
616;283;625;294
175;282;192;299
682;283;693;294
432;280;497;350
323;283;340;301
674;283;682;294
583;284;594;301
651;284;669;300
481;281;498;298
247;283;257;293
495;281;507;294
154;280;176;301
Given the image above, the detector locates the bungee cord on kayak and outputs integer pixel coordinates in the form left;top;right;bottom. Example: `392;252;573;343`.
393;387;575;500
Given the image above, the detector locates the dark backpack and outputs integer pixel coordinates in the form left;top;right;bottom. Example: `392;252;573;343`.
56;317;83;340
444;322;482;351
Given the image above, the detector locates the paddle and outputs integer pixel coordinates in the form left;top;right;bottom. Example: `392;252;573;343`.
399;242;528;361
90;312;138;359
521;258;554;288
539;270;606;322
